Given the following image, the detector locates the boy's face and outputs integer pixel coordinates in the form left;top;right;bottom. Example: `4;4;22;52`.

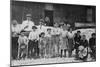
47;30;51;33
92;35;96;38
21;33;24;37
77;32;81;35
41;34;45;37
33;28;36;31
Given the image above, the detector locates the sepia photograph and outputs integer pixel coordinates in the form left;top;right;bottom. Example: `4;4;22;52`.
10;0;96;66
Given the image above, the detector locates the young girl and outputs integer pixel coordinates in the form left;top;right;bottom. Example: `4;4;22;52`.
59;26;69;57
18;33;28;59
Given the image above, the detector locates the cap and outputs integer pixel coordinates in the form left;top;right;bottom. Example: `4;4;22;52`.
32;26;37;29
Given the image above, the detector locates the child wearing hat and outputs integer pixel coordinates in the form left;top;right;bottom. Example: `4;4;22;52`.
28;26;39;58
38;32;47;58
18;32;28;59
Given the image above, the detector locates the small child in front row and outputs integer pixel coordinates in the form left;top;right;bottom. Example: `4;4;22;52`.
38;32;47;58
18;32;28;59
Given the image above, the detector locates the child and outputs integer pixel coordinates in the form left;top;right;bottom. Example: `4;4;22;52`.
59;27;68;58
18;33;28;59
52;23;61;57
38;32;47;58
28;26;39;59
67;28;74;57
74;31;81;59
45;28;53;58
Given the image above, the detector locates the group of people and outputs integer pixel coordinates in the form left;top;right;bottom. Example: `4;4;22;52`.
11;14;96;61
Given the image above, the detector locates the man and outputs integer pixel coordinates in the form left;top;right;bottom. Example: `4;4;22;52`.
28;26;39;58
89;33;96;59
11;20;21;60
21;14;34;32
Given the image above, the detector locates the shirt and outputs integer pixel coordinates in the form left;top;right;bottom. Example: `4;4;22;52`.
68;32;74;38
37;25;47;34
18;36;28;45
28;30;39;40
60;29;68;38
21;20;34;31
12;24;22;33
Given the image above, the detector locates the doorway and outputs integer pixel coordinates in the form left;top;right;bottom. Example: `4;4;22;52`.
45;10;54;26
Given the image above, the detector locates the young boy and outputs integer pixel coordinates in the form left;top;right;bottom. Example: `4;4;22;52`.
45;28;53;58
38;32;47;58
52;23;61;57
18;32;28;59
28;26;39;59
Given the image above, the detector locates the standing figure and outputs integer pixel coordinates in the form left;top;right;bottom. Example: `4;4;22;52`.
45;28;53;58
89;33;96;60
59;27;68;57
18;33;28;59
38;32;47;58
28;26;39;59
74;31;81;59
11;20;21;60
44;16;50;26
52;23;61;57
67;28;74;57
21;14;34;32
